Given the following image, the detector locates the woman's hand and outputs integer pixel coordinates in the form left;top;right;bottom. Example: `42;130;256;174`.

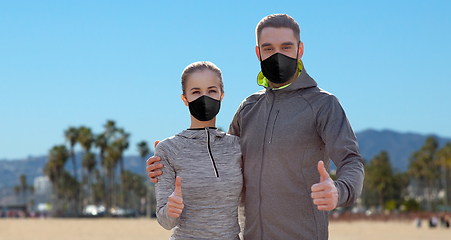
167;176;184;218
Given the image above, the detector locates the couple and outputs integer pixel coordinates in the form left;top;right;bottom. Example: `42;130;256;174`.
149;14;365;240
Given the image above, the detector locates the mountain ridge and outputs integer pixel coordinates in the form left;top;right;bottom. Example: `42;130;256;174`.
355;128;451;172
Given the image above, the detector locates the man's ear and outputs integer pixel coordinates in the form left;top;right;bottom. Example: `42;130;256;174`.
255;46;261;60
181;94;188;106
298;41;304;59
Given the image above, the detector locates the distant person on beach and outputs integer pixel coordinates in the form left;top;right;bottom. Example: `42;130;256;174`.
148;14;364;240
154;61;243;239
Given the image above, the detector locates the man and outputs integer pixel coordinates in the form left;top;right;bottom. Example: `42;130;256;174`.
147;14;364;240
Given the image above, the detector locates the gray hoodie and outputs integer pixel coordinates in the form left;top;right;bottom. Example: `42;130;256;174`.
155;127;243;240
228;63;365;240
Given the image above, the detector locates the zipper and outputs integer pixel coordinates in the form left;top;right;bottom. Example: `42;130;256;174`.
259;90;275;239
205;128;219;178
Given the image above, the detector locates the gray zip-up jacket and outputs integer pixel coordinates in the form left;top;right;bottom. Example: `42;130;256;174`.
155;128;243;240
228;63;365;240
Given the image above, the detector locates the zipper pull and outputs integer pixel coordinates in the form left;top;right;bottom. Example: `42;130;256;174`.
205;128;219;178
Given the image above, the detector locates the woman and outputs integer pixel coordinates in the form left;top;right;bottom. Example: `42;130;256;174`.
155;61;243;240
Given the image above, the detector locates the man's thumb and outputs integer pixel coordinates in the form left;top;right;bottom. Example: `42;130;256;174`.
154;140;160;149
317;161;329;182
174;176;182;197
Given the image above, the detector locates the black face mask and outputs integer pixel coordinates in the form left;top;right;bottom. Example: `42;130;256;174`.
188;95;221;121
260;51;298;84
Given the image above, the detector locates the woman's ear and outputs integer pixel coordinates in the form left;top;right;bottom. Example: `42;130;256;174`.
181;94;189;106
220;92;224;102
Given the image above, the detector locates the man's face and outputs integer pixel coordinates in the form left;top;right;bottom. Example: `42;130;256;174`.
257;27;301;61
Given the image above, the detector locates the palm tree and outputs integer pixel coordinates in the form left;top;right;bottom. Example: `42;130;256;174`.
115;128;130;177
365;151;393;211
104;120;117;141
95;132;108;210
115;128;130;208
91;169;105;206
44;145;69;217
437;142;451;207
82;152;97;204
14;186;20;204
29;186;35;212
137;140;151;217
78;126;94;152
64;127;79;180
137;141;150;179
122;170;146;211
60;170;80;215
408;137;440;211
19;174;27;206
104;144;120;215
78;126;95;208
95;133;108;172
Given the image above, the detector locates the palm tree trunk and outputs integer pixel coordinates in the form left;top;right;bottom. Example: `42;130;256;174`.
71;150;77;180
105;169;111;217
146;184;152;218
23;189;27;211
427;180;433;211
442;167;448;208
70;149;80;216
120;156;126;208
111;167;116;207
379;189;384;212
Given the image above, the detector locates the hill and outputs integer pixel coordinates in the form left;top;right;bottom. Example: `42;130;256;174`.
355;129;451;172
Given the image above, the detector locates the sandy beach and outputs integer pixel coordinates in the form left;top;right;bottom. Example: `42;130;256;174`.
1;218;449;240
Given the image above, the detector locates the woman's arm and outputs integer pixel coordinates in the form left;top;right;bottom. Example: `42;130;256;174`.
155;143;182;230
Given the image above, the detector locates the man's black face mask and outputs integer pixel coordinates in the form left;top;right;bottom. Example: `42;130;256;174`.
259;48;299;84
188;95;221;121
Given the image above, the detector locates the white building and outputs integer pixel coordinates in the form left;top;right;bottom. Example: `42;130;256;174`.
33;176;52;206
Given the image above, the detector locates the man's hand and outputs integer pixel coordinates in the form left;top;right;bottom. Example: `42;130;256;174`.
167;176;184;218
311;161;338;211
146;140;163;183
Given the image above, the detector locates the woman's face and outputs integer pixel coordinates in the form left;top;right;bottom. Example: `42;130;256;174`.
182;69;223;104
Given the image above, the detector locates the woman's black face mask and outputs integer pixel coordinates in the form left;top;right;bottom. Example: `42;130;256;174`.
188;95;221;121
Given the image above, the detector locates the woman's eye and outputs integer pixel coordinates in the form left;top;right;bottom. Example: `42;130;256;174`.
209;90;217;93
192;91;200;94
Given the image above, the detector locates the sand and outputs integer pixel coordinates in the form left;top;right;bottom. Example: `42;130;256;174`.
0;218;449;240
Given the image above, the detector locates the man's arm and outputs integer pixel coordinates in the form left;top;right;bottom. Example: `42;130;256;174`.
316;95;365;208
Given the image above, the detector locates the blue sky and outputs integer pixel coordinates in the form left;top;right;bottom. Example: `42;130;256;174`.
1;0;450;160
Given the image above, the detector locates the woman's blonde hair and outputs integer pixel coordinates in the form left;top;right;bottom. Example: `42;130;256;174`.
181;61;224;96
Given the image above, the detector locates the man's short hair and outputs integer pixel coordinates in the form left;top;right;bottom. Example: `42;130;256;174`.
256;14;300;45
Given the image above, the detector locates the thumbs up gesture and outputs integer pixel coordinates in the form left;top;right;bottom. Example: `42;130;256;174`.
167;176;184;218
311;161;338;211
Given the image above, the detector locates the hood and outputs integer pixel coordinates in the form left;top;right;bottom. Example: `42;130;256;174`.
257;60;317;91
176;127;226;144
